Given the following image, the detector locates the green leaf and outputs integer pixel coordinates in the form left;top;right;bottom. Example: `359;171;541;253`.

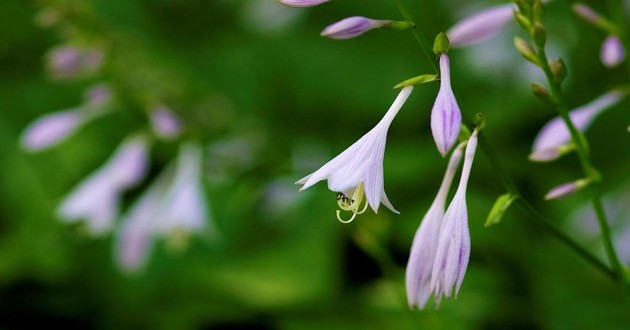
485;193;518;228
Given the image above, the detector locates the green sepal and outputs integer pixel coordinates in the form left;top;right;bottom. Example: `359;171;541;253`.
433;32;450;56
393;74;439;89
474;113;486;131
485;193;518;228
382;20;416;31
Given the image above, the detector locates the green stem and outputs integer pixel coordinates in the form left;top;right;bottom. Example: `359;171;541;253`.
394;0;439;73
533;40;625;286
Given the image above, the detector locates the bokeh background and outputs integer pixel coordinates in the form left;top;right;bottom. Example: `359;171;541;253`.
1;0;629;329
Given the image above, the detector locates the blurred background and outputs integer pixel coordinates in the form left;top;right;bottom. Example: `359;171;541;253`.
0;0;629;329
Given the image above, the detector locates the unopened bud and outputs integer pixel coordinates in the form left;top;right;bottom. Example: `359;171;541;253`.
532;23;546;47
515;0;532;17
531;82;553;103
514;36;540;65
514;12;532;31
544;179;590;200
532;0;544;23
433;32;450;56
275;0;329;7
321;16;391;40
549;58;567;83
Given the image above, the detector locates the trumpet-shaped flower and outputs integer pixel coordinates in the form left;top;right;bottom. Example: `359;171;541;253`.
431;129;478;300
321;16;391;40
275;0;329;8
297;86;413;222
406;142;465;310
431;54;462;157
601;36;625;68
530;90;624;162
58;135;150;235
447;4;515;48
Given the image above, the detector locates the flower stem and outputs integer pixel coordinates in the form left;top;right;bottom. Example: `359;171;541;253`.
394;0;439;74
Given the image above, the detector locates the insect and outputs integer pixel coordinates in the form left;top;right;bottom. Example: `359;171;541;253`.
336;192;355;206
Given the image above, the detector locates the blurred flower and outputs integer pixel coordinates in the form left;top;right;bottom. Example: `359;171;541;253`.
530;90;624;162
20;109;85;151
600;36;625;68
115;142;210;272
572;3;602;25
84;84;112;108
149;105;182;140
47;45;104;79
297;86;414;222
431;129;478;301
275;0;329;8
544;179;590;200
406;142;465;310
58;135;150;235
321;16;390;40
447;4;515;48
431;54;462;157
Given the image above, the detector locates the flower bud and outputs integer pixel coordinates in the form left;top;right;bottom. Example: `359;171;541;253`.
320;16;390;40
433;32;450;55
275;0;329;7
549;58;567;83
514;36;540;65
601;35;625;68
447;4;515;48
532;23;546;47
531;82;552;103
572;4;601;25
545;179;590;200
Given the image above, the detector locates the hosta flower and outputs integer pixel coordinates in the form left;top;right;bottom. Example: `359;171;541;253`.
275;0;329;8
431;129;479;301
20;109;86;151
297;86;413;223
544;179;589;200
431;54;462;157
58;135;150;235
530;90;624;162
406;142;465;310
601;36;625;68
115;142;210;272
321;16;391;40
149;105;182;140
47;45;104;79
447;4;515;48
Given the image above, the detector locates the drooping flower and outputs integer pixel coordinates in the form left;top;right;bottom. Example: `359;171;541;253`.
275;0;329;8
297;86;414;222
149;105;182;140
600;36;625;68
544;179;590;200
431;129;478;301
406;142;465;310
431;54;462;157
447;4;515;48
20;109;86;151
530;90;624;162
115;142;210;272
58;135;150;235
321;16;391;40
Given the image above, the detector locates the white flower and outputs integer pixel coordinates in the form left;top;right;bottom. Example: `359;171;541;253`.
296;86;413;222
431;54;462;157
406;142;465;310
58;135;150;235
431;129;479;301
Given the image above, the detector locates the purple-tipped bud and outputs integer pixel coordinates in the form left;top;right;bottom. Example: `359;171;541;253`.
572;4;602;24
275;0;329;8
431;54;462;157
84;84;112;108
321;16;390;40
447;4;515;48
601;36;625;68
20;109;85;152
149;105;182;140
545;179;589;200
47;45;104;79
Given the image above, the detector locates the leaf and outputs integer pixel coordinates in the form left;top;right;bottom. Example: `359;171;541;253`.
485;193;518;228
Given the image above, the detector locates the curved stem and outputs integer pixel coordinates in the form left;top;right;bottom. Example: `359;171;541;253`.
394;0;439;73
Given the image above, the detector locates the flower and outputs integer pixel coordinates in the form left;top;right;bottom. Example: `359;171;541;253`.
296;86;413;222
406;142;465;310
57;135;150;235
447;4;515;48
20;109;86;151
47;45;104;79
431;129;478;301
601;36;625;68
431;54;462;157
275;0;329;8
115;142;210;272
149;105;182;140
530;90;624;162
544;179;590;200
572;3;602;25
320;16;391;40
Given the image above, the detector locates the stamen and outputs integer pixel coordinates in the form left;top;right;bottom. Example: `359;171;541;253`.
336;210;358;223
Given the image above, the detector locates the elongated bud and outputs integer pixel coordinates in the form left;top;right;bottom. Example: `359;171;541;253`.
321;16;391;40
572;4;600;24
447;4;515;48
514;36;540;65
545;179;590;200
549;58;567;83
275;0;329;7
514;12;532;30
531;82;552;102
532;23;546;47
433;32;450;56
532;0;544;23
515;0;532;17
601;36;625;68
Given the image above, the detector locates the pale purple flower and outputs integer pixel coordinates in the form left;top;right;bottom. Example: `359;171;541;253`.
149;105;182;140
431;129;478;300
530;90;624;162
431;54;462;157
20;109;85;151
406;142;465;310
447;4;515;48
84;84;112;108
297;86;414;222
321;16;390;40
601;36;625;68
275;0;329;8
544;179;588;200
58;135;150;235
572;3;602;24
47;45;104;79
